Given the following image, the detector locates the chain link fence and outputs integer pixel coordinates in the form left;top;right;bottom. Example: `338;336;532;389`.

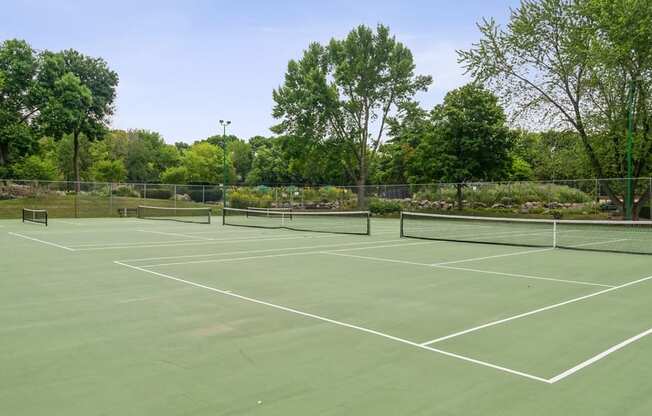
1;178;650;219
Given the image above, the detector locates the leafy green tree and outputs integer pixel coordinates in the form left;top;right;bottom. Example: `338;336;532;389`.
37;49;118;191
228;140;253;183
174;142;190;153
56;134;92;181
122;130;180;182
181;142;234;184
272;24;431;206
509;157;534;181
409;84;512;207
13;155;59;181
512;130;591;181
0;39;40;167
459;0;652;213
160;166;189;184
205;134;239;147
377;102;430;184
245;137;289;185
92;159;127;182
89;130;129;167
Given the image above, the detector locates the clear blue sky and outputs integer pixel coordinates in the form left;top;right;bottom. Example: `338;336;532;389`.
1;0;519;143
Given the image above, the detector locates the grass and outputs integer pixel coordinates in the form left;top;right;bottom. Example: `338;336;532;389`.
1;216;652;415
0;195;219;219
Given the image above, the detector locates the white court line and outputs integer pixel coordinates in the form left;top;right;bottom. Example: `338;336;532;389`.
69;239;201;248
564;238;630;248
431;248;553;266
323;252;610;289
137;241;433;268
434;264;614;288
548;327;652;383
125;240;422;266
57;220;85;226
114;261;549;384
140;251;324;267
68;232;306;248
421;274;652;346
73;233;347;251
136;229;214;241
8;232;76;251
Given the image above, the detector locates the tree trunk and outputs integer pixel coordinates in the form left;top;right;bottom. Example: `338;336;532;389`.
357;157;367;209
0;142;8;166
73;132;81;193
456;183;464;210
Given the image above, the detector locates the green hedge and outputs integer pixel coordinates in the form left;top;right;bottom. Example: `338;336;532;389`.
369;198;402;215
415;183;593;205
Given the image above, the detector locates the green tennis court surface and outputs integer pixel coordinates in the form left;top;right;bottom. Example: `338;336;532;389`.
2;216;652;415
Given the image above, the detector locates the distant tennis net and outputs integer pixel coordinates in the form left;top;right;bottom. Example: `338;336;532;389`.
22;208;48;226
246;207;292;219
223;208;370;235
137;205;212;224
400;211;652;255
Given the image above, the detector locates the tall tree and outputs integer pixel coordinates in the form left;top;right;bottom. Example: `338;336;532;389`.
408;84;512;207
458;0;652;214
0;39;40;168
37;49;118;191
272;24;431;206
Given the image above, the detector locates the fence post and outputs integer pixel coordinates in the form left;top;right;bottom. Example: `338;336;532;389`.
109;183;113;216
202;185;205;204
595;178;599;215
144;183;147;201
74;180;79;218
174;185;177;209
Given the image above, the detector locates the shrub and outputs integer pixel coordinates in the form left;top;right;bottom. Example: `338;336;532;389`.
112;186;140;198
228;189;273;208
302;186;354;203
415;183;592;206
185;188;222;203
369;198;402;215
145;189;172;200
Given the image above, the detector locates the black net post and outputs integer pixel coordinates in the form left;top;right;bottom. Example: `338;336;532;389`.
366;212;371;236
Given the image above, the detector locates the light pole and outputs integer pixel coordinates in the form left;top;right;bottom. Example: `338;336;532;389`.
550;145;557;183
625;77;642;220
219;120;231;208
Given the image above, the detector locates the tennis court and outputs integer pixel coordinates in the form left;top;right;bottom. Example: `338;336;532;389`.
2;210;652;415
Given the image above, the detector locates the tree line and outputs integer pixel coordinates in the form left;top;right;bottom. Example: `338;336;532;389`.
1;0;651;211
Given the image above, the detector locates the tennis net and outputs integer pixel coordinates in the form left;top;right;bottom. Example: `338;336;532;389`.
137;205;212;224
246;207;292;219
22;208;48;226
400;211;652;255
223;208;370;235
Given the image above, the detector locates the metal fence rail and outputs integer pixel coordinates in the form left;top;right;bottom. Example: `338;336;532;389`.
1;178;650;219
